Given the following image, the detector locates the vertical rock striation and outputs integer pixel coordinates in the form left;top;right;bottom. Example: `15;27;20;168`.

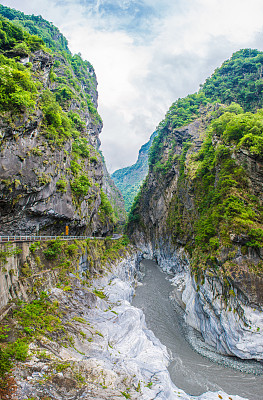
127;101;263;361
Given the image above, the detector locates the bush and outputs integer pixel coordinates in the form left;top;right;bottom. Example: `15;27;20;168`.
56;178;67;193
40;90;73;145
0;62;37;112
100;190;113;216
65;243;78;256
72;137;90;158
13;292;62;336
70;174;91;197
43;238;62;259
55;85;74;104
0;348;12;378
29;241;40;253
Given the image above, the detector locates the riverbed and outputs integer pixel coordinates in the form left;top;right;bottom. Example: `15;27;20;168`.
132;259;263;400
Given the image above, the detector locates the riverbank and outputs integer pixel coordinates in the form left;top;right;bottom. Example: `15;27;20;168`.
132;259;263;400
7;246;247;400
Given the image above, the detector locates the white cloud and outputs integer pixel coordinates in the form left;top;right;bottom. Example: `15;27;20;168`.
2;0;263;171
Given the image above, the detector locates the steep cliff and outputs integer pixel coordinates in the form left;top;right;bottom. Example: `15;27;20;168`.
128;50;263;360
0;6;124;235
112;131;157;211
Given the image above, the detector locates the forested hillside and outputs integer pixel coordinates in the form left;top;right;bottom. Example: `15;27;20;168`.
111;131;157;211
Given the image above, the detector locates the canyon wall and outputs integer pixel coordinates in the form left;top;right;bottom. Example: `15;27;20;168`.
128;103;263;360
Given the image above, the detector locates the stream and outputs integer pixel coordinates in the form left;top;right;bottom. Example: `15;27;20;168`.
132;259;263;400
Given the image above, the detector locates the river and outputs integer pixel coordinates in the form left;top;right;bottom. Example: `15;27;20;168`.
132;259;263;400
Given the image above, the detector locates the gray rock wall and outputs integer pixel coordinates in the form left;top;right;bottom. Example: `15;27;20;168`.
128;107;263;360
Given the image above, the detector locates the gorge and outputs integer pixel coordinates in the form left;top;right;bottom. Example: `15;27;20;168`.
0;4;263;400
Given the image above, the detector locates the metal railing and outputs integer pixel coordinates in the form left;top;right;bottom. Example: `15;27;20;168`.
0;235;122;243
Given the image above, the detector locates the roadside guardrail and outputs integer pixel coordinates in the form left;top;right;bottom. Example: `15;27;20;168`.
0;235;122;243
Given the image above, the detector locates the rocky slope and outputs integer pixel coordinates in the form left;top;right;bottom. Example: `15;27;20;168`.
0;6;125;236
112;131;157;211
127;50;263;361
0;239;246;400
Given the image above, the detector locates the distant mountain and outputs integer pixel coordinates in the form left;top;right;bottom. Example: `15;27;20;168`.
102;161;127;224
111;131;157;211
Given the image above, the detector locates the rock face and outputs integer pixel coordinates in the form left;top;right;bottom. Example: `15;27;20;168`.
112;131;157;211
6;241;246;400
0;10;121;235
128;103;263;361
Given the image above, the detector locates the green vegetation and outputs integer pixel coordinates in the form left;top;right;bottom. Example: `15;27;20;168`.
129;48;263;242
0;18;44;114
148;93;209;168
29;241;40;253
112;131;157;212
0;291;63;389
55;84;75;105
0;58;37;112
100;189;114;216
127;191;142;225
43;238;62;259
72;137;91;158
0;5;69;54
146;49;263;175
14;291;62;336
0;18;44;53
93;289;106;299
121;391;131;399
127;48;263;296
0;244;22;270
202;49;263;112
98;189;116;225
0;237;132;386
164;103;263;282
0;5;121;234
56;178;67;192
70;174;91;198
0;4;102;137
40;89;74;146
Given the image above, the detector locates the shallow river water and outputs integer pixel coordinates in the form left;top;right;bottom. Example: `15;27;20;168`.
132;259;263;400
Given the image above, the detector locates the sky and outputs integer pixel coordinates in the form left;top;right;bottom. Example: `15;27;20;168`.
2;1;263;172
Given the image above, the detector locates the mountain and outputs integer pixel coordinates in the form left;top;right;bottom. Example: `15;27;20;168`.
111;131;157;211
102;159;127;224
127;49;263;360
0;5;125;235
114;48;263;214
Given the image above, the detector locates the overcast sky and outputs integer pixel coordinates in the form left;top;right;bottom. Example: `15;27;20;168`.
2;0;263;172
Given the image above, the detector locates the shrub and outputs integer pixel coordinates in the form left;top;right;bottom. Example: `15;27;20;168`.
56;178;67;193
69;111;85;130
55;85;74;104
65;243;78;256
0;62;37;112
100;190;113;216
0;348;12;378
43;238;62;259
29;241;40;253
70;174;91;197
13;292;62;336
72;137;90;158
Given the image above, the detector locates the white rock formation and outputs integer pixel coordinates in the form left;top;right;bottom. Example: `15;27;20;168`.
15;252;247;400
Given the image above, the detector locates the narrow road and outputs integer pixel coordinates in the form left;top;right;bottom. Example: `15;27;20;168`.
0;234;122;243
